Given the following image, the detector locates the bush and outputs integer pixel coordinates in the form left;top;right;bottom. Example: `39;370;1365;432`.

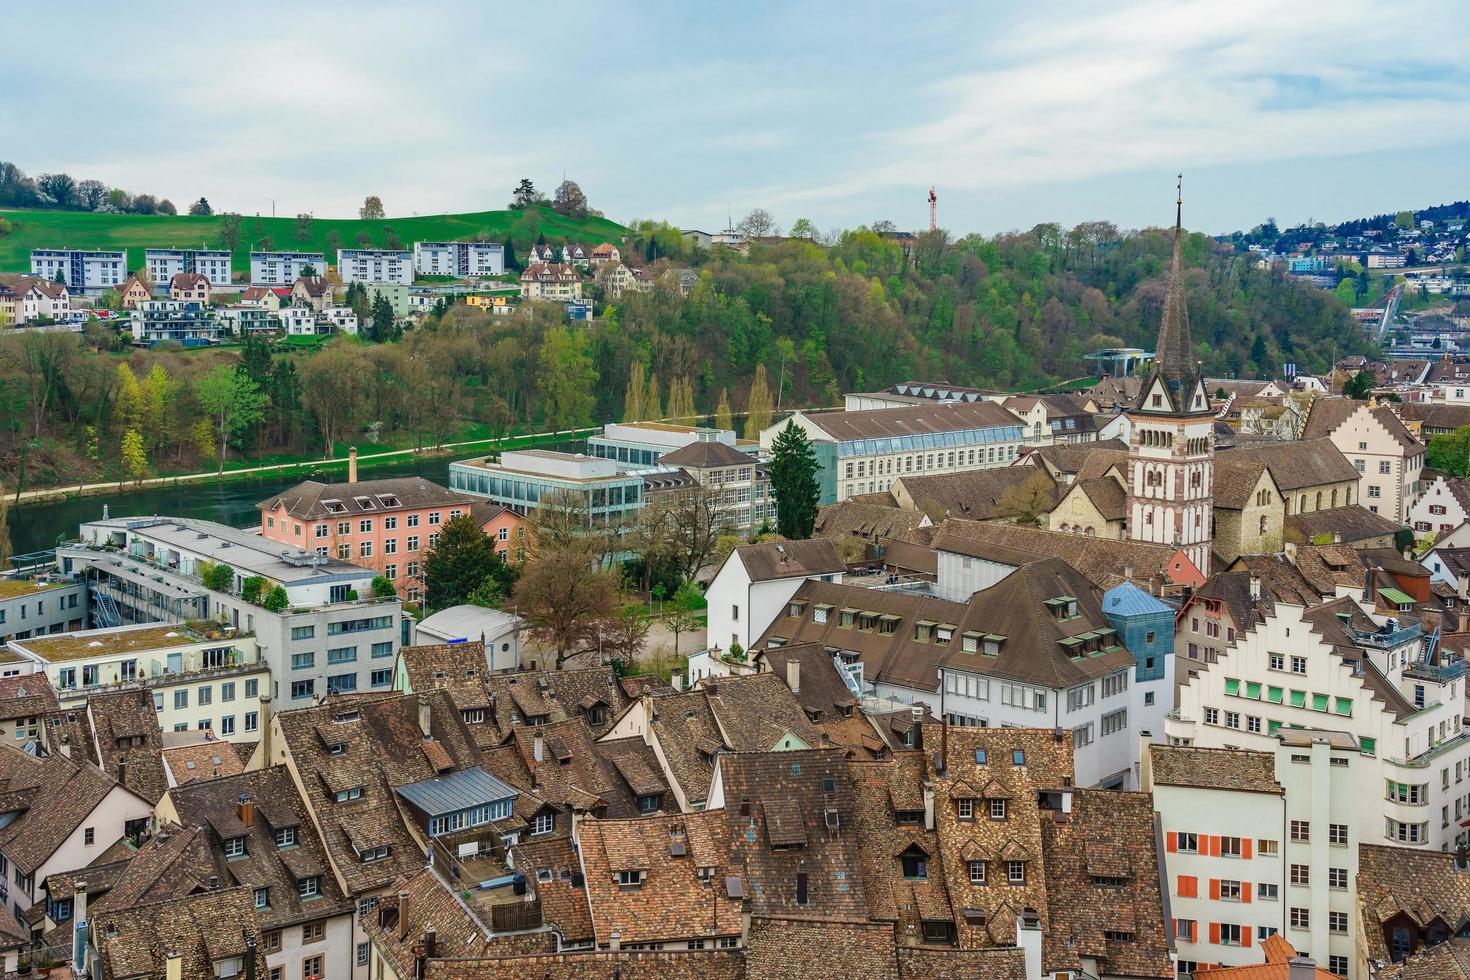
262;585;289;612
674;581;707;611
240;576;267;604
370;575;397;599
199;561;235;592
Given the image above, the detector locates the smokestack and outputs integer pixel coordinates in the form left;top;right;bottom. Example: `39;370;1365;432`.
259;693;273;762
785;659;800;694
1287;957;1317;980
1458;575;1468;603
417;693;432;739
237;793;254;828
348;446;358;483
398;890;412;940
165;950;183;980
1363;566;1376;603
423;926;437;959
245;934;257;980
533;733;544;763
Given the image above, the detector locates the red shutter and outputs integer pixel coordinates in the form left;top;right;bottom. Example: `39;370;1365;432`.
1211;835;1221;857
1167;831;1178;853
1242;838;1253;860
1178;875;1197;898
1209;922;1220;945
1242;929;1253;948
1241;882;1252;903
1208;878;1220;900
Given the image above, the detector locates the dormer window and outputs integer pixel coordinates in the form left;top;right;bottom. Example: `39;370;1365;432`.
462;708;485;724
935;625;954;645
813;604;832;625
956;798;974;821
896;809;923;826
914;621;937;642
989;799;1007;821
900;846;929;881
1007;860;1026;884
878;614;900;635
327;741;346;756
299;876;321;899
962;632;981;653
616;870;643;888
359;845;390;862
858;612;879;632
788;600;807;618
275;827;297;848
974;749;988;765
223;836;248;859
335;786;364;803
839;608;858;628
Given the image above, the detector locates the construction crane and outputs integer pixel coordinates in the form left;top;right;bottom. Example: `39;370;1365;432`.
928;186;937;232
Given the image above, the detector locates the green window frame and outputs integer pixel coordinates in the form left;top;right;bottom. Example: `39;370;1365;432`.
1245;682;1262;700
1290;690;1307;708
1267;686;1283;704
1267;720;1282;735
1224;678;1241;697
1359;737;1376;756
1312;693;1330;712
1334;698;1352;716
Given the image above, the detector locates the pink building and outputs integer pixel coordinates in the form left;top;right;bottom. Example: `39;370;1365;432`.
257;464;478;604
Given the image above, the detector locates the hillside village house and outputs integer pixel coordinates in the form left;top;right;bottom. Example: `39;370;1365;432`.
589;242;620;266
118;274;152;309
258;472;477;603
144;247;232;286
1301;399;1425;522
703;538;845;660
0;275;69;323
336;248;413;286
291;275;333;311
1409;472;1470;539
168;271;210;304
239;285;283;310
519;262;583;300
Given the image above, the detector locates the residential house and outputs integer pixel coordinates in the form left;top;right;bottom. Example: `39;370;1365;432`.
470;500;531;562
704;538;845;658
0;275;70;324
647;437;773;535
258;474;477;604
239;285;283;311
1211;440;1363;564
128;300;224;345
588;243;621;267
662;268;700;296
168;271;211;304
336;249;413;285
525;243;556;265
85;887;270;980
0;576;86;643
291;275;334;311
1409;472;1470;539
1301;398;1426;521
598;263;649;299
520;263;583;301
118;274;152;309
560;243;590;268
323;306;360;334
279;307;320;335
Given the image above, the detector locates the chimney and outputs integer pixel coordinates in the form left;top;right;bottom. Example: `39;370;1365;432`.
59;736;71;759
1363;566;1376;603
533;733;544;763
423;925;437;959
609;931;621;952
71;881;88;973
237;793;255;828
417;693;432;739
785;659;800;694
348;446;358;483
116;756;127;789
1017;910;1042;980
921;781;935;831
245;934;257;980
1123;565;1133;583
397;890;412;940
1287;957;1317;980
1459;575;1469;603
165;950;183;980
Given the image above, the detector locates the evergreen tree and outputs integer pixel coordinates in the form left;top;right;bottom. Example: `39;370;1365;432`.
423;514;517;612
744;363;773;439
370;293;396;341
768;420;819;539
624;362;646;422
715;387;734;432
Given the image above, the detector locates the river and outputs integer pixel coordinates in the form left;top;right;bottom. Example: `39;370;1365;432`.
9;441;582;556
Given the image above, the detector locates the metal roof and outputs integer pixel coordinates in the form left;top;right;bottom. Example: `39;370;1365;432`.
1102;581;1176;618
393;766;518;817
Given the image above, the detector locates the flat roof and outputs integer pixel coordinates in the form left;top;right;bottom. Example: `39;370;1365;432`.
0;579;65;600
394;766;518;817
84;516;375;584
12;623;206;663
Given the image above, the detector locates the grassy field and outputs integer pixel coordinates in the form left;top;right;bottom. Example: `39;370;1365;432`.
0;205;625;276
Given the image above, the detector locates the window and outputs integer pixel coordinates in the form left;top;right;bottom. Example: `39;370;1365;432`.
1007;860;1025;884
1328;823;1347;845
969;860;986;884
1290;864;1309;886
291;652;315;670
174;690;189;710
1219;923;1242;946
224;836;247;859
335;786;363;803
263;931;281;953
302;955;323;980
302;921;324;943
327;646;357;664
616;870;642;887
1220;879;1241;901
1257;882;1279;900
1290;907;1309;929
254;887;269;909
275;827;297;848
357;943;370;967
222;681;236;702
198;686;212;706
1220;836;1242;858
1269;653;1285;671
989;799;1007;820
1330;955;1349;976
900;849;928;880
1289;820;1309;842
371;668;392;688
1379;460;1392;474
1102;708;1128;735
245;711;259;732
291;680;315;700
220;715;235;736
1177;832;1199;854
1290;656;1307;674
372;641;394;658
1385;818;1425;844
1204;707;1219;725
299;876;321;899
956;798;973;821
1174;918;1196;943
533;812;554;835
1072;723;1094;748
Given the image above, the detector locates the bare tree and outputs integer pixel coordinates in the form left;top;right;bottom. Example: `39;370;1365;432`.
663;605;701;658
736;208;778;240
665;482;731;581
516;538;621;667
360;195;385;220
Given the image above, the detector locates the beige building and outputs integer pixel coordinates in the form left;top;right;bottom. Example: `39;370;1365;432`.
168;272;211;305
519;262;583;301
119;274;152;309
1046;471;1128;538
1301;398;1424;522
1211;440;1363;565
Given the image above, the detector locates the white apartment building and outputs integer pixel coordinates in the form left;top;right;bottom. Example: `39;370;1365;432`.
1164;596;1470;853
7;622;269;742
58;516;407;710
1146;737;1362;979
336;249;413;285
703;538;845;660
144;248;233;286
412;241;504;278
30;248;127;293
249;251;326;286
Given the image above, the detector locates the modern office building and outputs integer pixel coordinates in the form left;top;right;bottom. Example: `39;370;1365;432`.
413;241;504;278
248;251;325;286
448;450;643;526
58;516;408;708
0;576;86;643
30;248;127;293
587;421;740;468
336;249;413;285
144;248;233;286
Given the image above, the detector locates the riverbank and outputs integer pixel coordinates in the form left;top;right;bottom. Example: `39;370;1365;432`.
13;427;598;504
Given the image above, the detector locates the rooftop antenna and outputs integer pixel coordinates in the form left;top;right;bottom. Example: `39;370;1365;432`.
928;186;937;233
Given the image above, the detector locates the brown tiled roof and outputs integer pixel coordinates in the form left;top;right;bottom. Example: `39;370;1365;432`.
293;275;331;297
1225;555;1328;606
0;676;58;724
701;672;825;752
892;466;1060;522
803;401;1022;442
0;746;136;875
1218;438;1361;493
87;689;169;803
1183;570;1274;635
1288;543;1366;596
715;749;868;919
814;499;929;542
1373;940;1470;980
167;766;351;931
362;868;516;975
1298;598;1417;719
579;810;740;945
1286;505;1404;544
507;719;642;816
274;691;483;894
161;738;246;786
509;836;592;941
481;666;630;743
91;886;268;980
643;690;724;806
91;825;220;914
1040;789;1174;978
932;518;1198;590
424;950;745;979
1357;844;1470;966
1398;401;1470;435
259;476;474;520
1302;398;1424;453
169;271;208;289
751;642;862;727
743;916;1028;979
1020;439;1128;479
1147;745;1281;794
1074;474;1128;520
657;440;756;469
849;755;952;939
731;538;844;582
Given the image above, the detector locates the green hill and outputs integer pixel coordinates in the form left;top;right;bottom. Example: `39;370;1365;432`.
0;205;625;276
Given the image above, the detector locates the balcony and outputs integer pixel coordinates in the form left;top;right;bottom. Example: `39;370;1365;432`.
428;833;544;934
1403;659;1468;684
1348;623;1422;650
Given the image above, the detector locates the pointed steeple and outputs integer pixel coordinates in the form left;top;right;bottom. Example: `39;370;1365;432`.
1136;175;1209;415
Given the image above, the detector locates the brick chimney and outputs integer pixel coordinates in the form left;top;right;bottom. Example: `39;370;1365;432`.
417;693;432;739
785;658;800;694
397;889;412;940
348;446;358;483
237;793;255;828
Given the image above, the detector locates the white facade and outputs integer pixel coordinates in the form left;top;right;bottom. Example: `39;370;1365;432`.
1165;601;1470;853
1127;376;1215;575
144;248;233;286
249;251;326;286
1323;405;1425;522
323;307;360;335
337;249;413;285
10;783;154;915
412;241;504;278
30;249;126;292
280;307;319;335
703;555;843;660
1408;474;1468;540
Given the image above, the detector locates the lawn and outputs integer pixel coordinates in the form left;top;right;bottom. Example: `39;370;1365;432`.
0;205;625;276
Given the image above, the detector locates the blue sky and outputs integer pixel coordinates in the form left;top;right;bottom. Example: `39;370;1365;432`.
5;0;1469;236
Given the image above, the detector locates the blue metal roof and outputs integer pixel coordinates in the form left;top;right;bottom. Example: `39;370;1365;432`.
394;766;518;817
1102;581;1174;618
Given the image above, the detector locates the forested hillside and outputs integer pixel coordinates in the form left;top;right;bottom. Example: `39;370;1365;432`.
0;221;1370;490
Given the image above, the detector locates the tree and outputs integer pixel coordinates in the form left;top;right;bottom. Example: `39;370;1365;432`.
198;561;235;592
1334;278;1357;308
370;575;397;599
423;514;516;612
262;585;289;612
1394;210;1414;230
131;194;158;215
158;199;177;215
188;197;213;216
623;361;646;422
1427;426;1470;478
788;217;818;241
0;481;10;570
663;605;700;657
510;178;539;209
355;230;373;248
744;363;772;438
993;472;1057;526
325;230;342;253
736;208;778;240
217;212;244;252
644;371;662;420
715;387;734;432
664;483;730;579
360;195;385;220
196;363;267;474
515;538;621;667
37;173;76;208
294;213;313;244
301;343;365;455
240;576;267;604
768;420;820;539
120;428;147;483
382;226;403;250
552;180;588;220
76;179;107;211
1344;369;1376;400
600;606;652;668
370;293;396;342
537;327;597;429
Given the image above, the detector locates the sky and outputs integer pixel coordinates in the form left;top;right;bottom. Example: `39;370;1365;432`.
5;0;1469;237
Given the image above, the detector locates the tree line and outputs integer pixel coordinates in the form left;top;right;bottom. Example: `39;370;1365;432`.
0;160;181;215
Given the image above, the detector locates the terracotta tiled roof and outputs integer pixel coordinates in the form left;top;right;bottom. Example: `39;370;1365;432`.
731;538;844;582
1357;844;1470;966
509;836;592;941
1225;555;1328;606
1287;505;1404;544
91;825;220;915
161;738;246;786
700;672;825;752
933;518;1197;591
423;950;745;979
814;500;930;542
892;467;1060;522
259;476;474;520
361;868;534;975
1147;745;1281;794
804;401;1022;442
744;916;1028;979
87;689;169;803
481;666;630;743
1374;940;1470;980
848;755;952;938
0;746;137;875
91;886;268;980
643;690;724;806
169;272;208;289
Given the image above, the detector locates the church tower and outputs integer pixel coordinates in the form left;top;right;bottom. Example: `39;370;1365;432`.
1127;177;1214;573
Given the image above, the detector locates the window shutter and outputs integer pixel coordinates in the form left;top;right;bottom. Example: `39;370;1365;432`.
1178;875;1197;898
1242;929;1253;948
1167;831;1177;853
1209;922;1220;945
1208;878;1220;901
1241;882;1252;903
1242;838;1253;860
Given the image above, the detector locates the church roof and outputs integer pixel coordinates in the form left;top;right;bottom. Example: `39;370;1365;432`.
1135;178;1210;418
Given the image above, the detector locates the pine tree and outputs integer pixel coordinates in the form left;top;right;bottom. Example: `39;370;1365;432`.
768;420;820;539
744;363;773;439
645;372;662;420
715;388;734;433
115;363;142;434
624;362;646;422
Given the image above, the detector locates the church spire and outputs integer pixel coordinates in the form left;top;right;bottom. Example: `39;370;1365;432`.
1136;174;1208;415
